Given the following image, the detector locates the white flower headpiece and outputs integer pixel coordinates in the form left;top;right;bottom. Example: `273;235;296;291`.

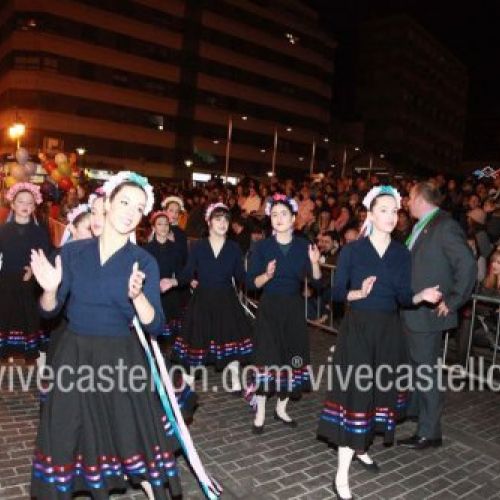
102;171;154;215
6;182;43;205
359;185;402;238
205;202;229;222
264;193;299;216
88;187;104;208
362;185;401;210
161;195;185;212
67;204;90;224
60;204;91;246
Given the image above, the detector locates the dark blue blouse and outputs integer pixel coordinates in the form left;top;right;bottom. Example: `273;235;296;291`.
40;238;164;337
331;237;414;312
0;221;51;276
171;226;188;267
246;235;320;295
143;236;183;279
178;238;245;289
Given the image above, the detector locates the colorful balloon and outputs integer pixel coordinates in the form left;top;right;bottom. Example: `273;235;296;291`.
43;160;57;174
15;147;29;165
55;152;67;166
57;161;72;177
58;177;73;191
40;180;55;198
24;161;37;176
10;163;26;181
50;169;63;183
4;176;17;188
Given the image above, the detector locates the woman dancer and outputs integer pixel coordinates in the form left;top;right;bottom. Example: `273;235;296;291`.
30;172;183;499
246;193;321;433
0;182;51;362
161;195;188;266
317;186;442;500
60;203;92;245
40;204;93;401
143;210;198;420
169;203;252;392
88;187;105;237
144;210;184;341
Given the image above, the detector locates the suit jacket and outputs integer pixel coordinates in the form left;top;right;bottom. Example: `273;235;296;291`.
401;210;477;333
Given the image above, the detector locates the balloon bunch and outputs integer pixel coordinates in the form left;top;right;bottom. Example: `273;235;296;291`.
3;147;38;188
41;152;80;192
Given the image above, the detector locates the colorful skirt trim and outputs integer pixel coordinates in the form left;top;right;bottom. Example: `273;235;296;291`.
172;287;253;369
317;309;409;450
31;328;182;500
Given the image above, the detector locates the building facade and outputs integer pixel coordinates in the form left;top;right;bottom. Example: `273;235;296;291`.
0;0;335;179
356;15;468;174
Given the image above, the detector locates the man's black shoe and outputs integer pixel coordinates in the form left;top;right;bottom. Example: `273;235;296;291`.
398;435;442;450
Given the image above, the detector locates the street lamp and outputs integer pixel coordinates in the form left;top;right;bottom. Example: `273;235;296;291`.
76;147;86;156
342;146;361;177
184;159;193;168
8;122;26;149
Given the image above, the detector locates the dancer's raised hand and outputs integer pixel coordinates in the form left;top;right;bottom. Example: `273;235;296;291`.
266;259;277;280
360;276;377;298
129;262;146;299
30;249;62;292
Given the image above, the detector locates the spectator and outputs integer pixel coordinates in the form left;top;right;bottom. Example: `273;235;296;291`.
241;185;261;215
331;206;351;233
296;187;315;230
342;227;359;245
230;216;251;255
483;249;500;292
467;206;492;259
393;209;412;244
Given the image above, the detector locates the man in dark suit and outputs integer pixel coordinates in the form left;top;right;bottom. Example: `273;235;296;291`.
399;181;477;450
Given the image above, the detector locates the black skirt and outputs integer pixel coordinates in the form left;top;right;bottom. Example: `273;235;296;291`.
157;289;183;343
317;309;409;451
251;293;311;398
39;324;198;421
172;287;253;369
0;274;45;358
32;328;183;500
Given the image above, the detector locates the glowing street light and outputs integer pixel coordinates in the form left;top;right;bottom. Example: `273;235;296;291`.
184;159;193;168
76;147;86;156
8;122;26;148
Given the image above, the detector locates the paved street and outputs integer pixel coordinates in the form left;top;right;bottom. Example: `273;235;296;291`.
1;327;500;499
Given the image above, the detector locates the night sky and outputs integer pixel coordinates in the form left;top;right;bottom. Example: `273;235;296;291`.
311;0;500;161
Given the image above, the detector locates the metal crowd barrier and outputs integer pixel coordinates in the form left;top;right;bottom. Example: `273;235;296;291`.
442;292;500;382
240;258;338;333
304;263;339;334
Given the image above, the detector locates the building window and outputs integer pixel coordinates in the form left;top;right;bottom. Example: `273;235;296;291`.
112;72;129;87
16;16;40;31
14;55;40;70
42;56;58;72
